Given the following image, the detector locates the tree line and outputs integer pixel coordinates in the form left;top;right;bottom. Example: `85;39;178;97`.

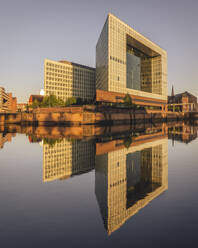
29;95;93;109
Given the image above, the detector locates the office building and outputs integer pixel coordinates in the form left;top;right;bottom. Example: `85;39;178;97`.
44;59;96;102
96;13;167;109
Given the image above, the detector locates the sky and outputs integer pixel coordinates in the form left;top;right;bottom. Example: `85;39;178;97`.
0;0;197;102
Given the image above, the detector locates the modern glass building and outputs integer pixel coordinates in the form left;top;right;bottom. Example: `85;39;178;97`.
96;13;167;103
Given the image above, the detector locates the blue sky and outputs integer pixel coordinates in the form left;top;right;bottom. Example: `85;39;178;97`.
0;0;197;102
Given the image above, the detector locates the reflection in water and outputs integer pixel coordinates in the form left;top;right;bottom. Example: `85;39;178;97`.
43;139;95;182
168;123;198;144
0;122;198;235
0;132;15;149
95;137;168;235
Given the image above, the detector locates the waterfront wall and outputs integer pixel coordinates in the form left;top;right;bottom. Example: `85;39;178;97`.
0;107;197;126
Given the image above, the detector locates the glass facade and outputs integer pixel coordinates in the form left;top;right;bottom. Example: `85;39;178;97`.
127;53;141;90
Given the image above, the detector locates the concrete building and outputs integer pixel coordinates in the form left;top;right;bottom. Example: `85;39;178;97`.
96;13;167;109
43;138;95;182
44;59;96;102
0;87;17;113
95;136;168;235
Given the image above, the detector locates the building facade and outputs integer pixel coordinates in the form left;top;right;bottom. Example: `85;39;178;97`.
168;91;198;112
44;59;96;102
0;87;17;113
96;13;167;107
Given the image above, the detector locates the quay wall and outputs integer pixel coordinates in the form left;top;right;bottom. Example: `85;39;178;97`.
0;107;197;126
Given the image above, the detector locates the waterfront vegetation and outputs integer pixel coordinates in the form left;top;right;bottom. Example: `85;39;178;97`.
43;137;62;147
29;95;92;109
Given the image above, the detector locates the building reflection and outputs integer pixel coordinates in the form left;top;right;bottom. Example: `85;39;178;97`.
0;132;15;149
95;136;168;235
168;122;198;144
3;122;198;234
43;138;95;182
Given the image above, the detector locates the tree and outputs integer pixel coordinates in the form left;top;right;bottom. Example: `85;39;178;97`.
123;136;132;149
31;99;40;109
123;93;132;107
65;97;77;106
43;138;61;147
41;95;64;107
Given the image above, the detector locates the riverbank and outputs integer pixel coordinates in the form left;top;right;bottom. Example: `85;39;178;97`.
0;105;197;126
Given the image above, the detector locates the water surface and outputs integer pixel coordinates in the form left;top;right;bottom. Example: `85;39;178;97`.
0;123;198;247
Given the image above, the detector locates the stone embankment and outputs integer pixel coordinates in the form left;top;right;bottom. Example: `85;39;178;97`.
0;105;197;126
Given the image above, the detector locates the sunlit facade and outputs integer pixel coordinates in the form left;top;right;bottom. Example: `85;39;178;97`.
0;87;17;113
44;59;96;102
96;13;167;102
95;137;168;234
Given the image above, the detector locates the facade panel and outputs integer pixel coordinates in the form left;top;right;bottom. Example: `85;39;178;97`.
96;19;109;91
126;53;141;90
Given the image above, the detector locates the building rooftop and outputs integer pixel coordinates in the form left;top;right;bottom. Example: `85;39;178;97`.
59;60;95;71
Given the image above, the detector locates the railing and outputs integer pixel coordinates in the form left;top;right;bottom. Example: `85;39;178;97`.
167;103;198;113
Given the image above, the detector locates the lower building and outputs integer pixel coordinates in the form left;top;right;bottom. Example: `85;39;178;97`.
28;95;44;105
168;91;197;112
44;59;96;102
96;89;167;111
0;87;17;113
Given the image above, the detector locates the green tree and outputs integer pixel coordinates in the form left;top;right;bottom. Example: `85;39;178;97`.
123;93;132;107
65;97;77;106
41;95;64;107
31;99;40;109
43;138;61;147
123;136;132;149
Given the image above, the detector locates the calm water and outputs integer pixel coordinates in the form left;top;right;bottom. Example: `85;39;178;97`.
0;124;198;247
